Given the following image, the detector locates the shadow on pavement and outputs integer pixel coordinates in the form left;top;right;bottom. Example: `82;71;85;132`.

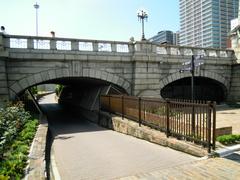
224;153;240;163
40;103;108;137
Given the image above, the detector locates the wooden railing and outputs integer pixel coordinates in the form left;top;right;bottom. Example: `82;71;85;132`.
100;95;216;153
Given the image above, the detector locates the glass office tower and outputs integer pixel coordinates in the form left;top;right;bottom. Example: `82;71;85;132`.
179;0;239;48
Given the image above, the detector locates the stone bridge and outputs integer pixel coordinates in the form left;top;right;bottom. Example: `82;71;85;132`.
0;33;239;105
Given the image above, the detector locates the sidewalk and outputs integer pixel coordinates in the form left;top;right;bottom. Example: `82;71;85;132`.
120;154;240;179
216;104;240;134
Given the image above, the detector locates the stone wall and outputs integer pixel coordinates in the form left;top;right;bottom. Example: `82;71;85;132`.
79;109;208;157
228;64;240;101
0;57;9;106
25;115;49;180
0;34;236;104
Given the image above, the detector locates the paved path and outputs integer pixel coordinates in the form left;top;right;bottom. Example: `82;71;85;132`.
121;155;240;180
216;104;240;134
39;94;198;180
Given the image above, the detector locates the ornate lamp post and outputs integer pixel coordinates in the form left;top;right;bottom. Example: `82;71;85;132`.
33;2;40;36
137;9;148;41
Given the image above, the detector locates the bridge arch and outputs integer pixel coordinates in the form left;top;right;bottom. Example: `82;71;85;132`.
9;67;131;99
159;70;229;102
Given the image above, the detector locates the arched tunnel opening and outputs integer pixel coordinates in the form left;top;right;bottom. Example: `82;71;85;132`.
160;77;227;103
18;77;127;113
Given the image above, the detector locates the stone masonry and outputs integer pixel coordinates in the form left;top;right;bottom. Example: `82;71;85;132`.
0;33;238;105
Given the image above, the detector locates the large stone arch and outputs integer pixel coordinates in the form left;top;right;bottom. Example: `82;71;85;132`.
159;70;229;92
9;67;131;99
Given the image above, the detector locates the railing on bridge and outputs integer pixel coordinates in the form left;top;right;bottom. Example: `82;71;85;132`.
100;95;216;153
0;33;234;59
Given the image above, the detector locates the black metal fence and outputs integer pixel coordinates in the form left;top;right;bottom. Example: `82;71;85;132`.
100;95;216;153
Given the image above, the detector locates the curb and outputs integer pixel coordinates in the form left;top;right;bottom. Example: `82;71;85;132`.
50;148;61;180
214;144;240;157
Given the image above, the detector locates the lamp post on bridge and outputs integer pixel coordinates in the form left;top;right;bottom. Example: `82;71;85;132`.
137;9;148;41
33;2;40;36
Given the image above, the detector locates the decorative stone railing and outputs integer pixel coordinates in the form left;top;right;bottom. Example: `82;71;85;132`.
0;33;234;58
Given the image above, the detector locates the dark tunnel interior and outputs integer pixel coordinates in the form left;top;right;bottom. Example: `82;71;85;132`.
160;77;227;103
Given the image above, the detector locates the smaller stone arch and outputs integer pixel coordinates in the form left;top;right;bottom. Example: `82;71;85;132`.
159;70;229;91
9;67;131;99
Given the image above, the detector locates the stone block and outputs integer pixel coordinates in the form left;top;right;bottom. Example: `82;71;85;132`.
106;73;113;82
0;87;8;94
43;54;64;60
40;71;50;82
26;75;36;86
95;70;101;79
55;69;63;78
100;71;108;80
112;75;119;85
0;80;7;87
11;82;22;94
62;68;70;77
216;127;232;137
83;68;89;77
18;78;29;89
34;73;43;84
48;70;56;80
89;69;95;78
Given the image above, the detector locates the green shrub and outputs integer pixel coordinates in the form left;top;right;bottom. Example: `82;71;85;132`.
55;84;64;96
30;86;38;96
217;134;240;145
0;102;31;158
0;102;38;179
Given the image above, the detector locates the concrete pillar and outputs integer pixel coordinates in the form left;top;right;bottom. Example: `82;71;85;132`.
0;33;3;51
92;42;98;52
50;39;57;50
27;38;34;49
111;43;117;52
71;40;79;51
216;50;220;58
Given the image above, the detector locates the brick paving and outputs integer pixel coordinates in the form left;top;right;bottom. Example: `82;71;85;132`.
40;94;198;180
40;94;240;179
216;104;240;134
120;155;240;179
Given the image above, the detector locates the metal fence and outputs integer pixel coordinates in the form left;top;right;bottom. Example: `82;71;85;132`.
100;95;216;153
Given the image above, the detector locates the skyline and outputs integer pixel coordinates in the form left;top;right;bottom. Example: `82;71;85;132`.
0;0;179;41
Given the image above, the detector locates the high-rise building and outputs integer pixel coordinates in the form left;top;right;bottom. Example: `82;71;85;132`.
179;0;239;48
149;30;179;45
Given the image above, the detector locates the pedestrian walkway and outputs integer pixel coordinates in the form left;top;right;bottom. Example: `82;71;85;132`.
40;94;198;180
216;104;240;134
120;155;240;179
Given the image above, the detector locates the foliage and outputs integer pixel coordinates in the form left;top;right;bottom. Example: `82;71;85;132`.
55;84;64;96
217;134;240;145
0;102;31;158
0;102;38;179
147;106;182;117
30;86;38;96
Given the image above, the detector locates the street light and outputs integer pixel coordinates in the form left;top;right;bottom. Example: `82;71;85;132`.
137;9;148;41
33;2;40;36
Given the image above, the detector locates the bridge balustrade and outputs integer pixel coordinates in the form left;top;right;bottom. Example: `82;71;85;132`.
0;33;234;59
2;34;132;53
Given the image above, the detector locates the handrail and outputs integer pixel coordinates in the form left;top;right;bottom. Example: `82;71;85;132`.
100;95;216;153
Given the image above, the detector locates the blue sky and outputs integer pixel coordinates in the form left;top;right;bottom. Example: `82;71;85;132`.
0;0;179;41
